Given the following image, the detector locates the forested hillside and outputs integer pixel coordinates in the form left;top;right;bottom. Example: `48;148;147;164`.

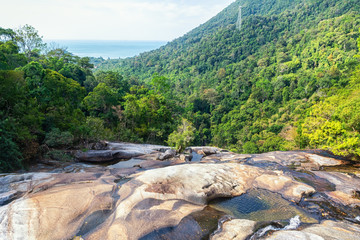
1;0;360;172
97;0;360;157
0;25;180;172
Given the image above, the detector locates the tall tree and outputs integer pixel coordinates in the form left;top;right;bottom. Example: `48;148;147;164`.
14;24;46;60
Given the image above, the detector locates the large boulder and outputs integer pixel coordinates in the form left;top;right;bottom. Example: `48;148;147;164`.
186;146;222;156
156;149;177;160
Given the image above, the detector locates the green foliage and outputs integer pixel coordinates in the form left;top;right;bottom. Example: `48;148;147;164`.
78;117;113;142
121;86;176;143
82;82;119;119
95;0;360;159
167;118;195;152
0;41;26;70
14;24;46;60
0;117;23;172
44;128;74;148
45;150;73;162
299;74;360;158
242;141;258;154
2;1;360;171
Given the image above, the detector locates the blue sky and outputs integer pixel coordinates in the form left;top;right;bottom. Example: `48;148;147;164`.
1;0;235;41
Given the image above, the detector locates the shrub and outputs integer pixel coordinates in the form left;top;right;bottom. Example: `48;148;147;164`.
44;128;74;147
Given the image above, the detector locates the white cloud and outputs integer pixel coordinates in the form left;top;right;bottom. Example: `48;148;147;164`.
0;0;235;40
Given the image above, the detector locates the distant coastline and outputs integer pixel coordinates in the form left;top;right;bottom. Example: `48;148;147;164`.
44;40;167;59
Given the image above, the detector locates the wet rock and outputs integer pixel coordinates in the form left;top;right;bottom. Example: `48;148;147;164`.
266;220;360;240
211;219;256;240
157;149;176;160
0;191;17;206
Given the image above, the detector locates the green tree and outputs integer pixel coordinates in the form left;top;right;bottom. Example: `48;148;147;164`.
167;118;195;152
82;82;120;120
14;24;46;60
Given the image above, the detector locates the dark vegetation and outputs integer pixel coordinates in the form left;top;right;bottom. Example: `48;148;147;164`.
1;0;360;172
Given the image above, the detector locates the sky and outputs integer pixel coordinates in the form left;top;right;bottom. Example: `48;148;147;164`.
1;0;235;41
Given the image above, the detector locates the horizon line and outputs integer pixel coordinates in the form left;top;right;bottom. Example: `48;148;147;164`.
43;39;170;42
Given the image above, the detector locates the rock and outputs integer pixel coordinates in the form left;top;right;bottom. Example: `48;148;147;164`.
0;171;116;240
2;148;360;240
0;191;17;206
254;171;315;202
157;149;176;160
75;150;144;162
76;142;173;163
266;220;360;240
312;171;360;206
180;154;192;162
211;219;256;240
203;152;251;162
87;164;313;239
0;172;55;195
248;151;346;171
0;163;314;240
305;154;345;167
106;142;170;153
108;159;144;169
92;140;108;150
186;146;221;155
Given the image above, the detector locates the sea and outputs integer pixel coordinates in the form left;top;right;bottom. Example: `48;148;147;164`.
44;40;167;59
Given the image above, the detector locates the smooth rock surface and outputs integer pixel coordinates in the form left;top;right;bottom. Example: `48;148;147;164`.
266;220;360;240
157;149;176;160
1;148;360;240
313;171;360;207
211;219;256;240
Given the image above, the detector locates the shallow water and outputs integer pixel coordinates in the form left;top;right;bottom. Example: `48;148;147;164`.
191;152;203;162
139;206;225;240
209;189;317;224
